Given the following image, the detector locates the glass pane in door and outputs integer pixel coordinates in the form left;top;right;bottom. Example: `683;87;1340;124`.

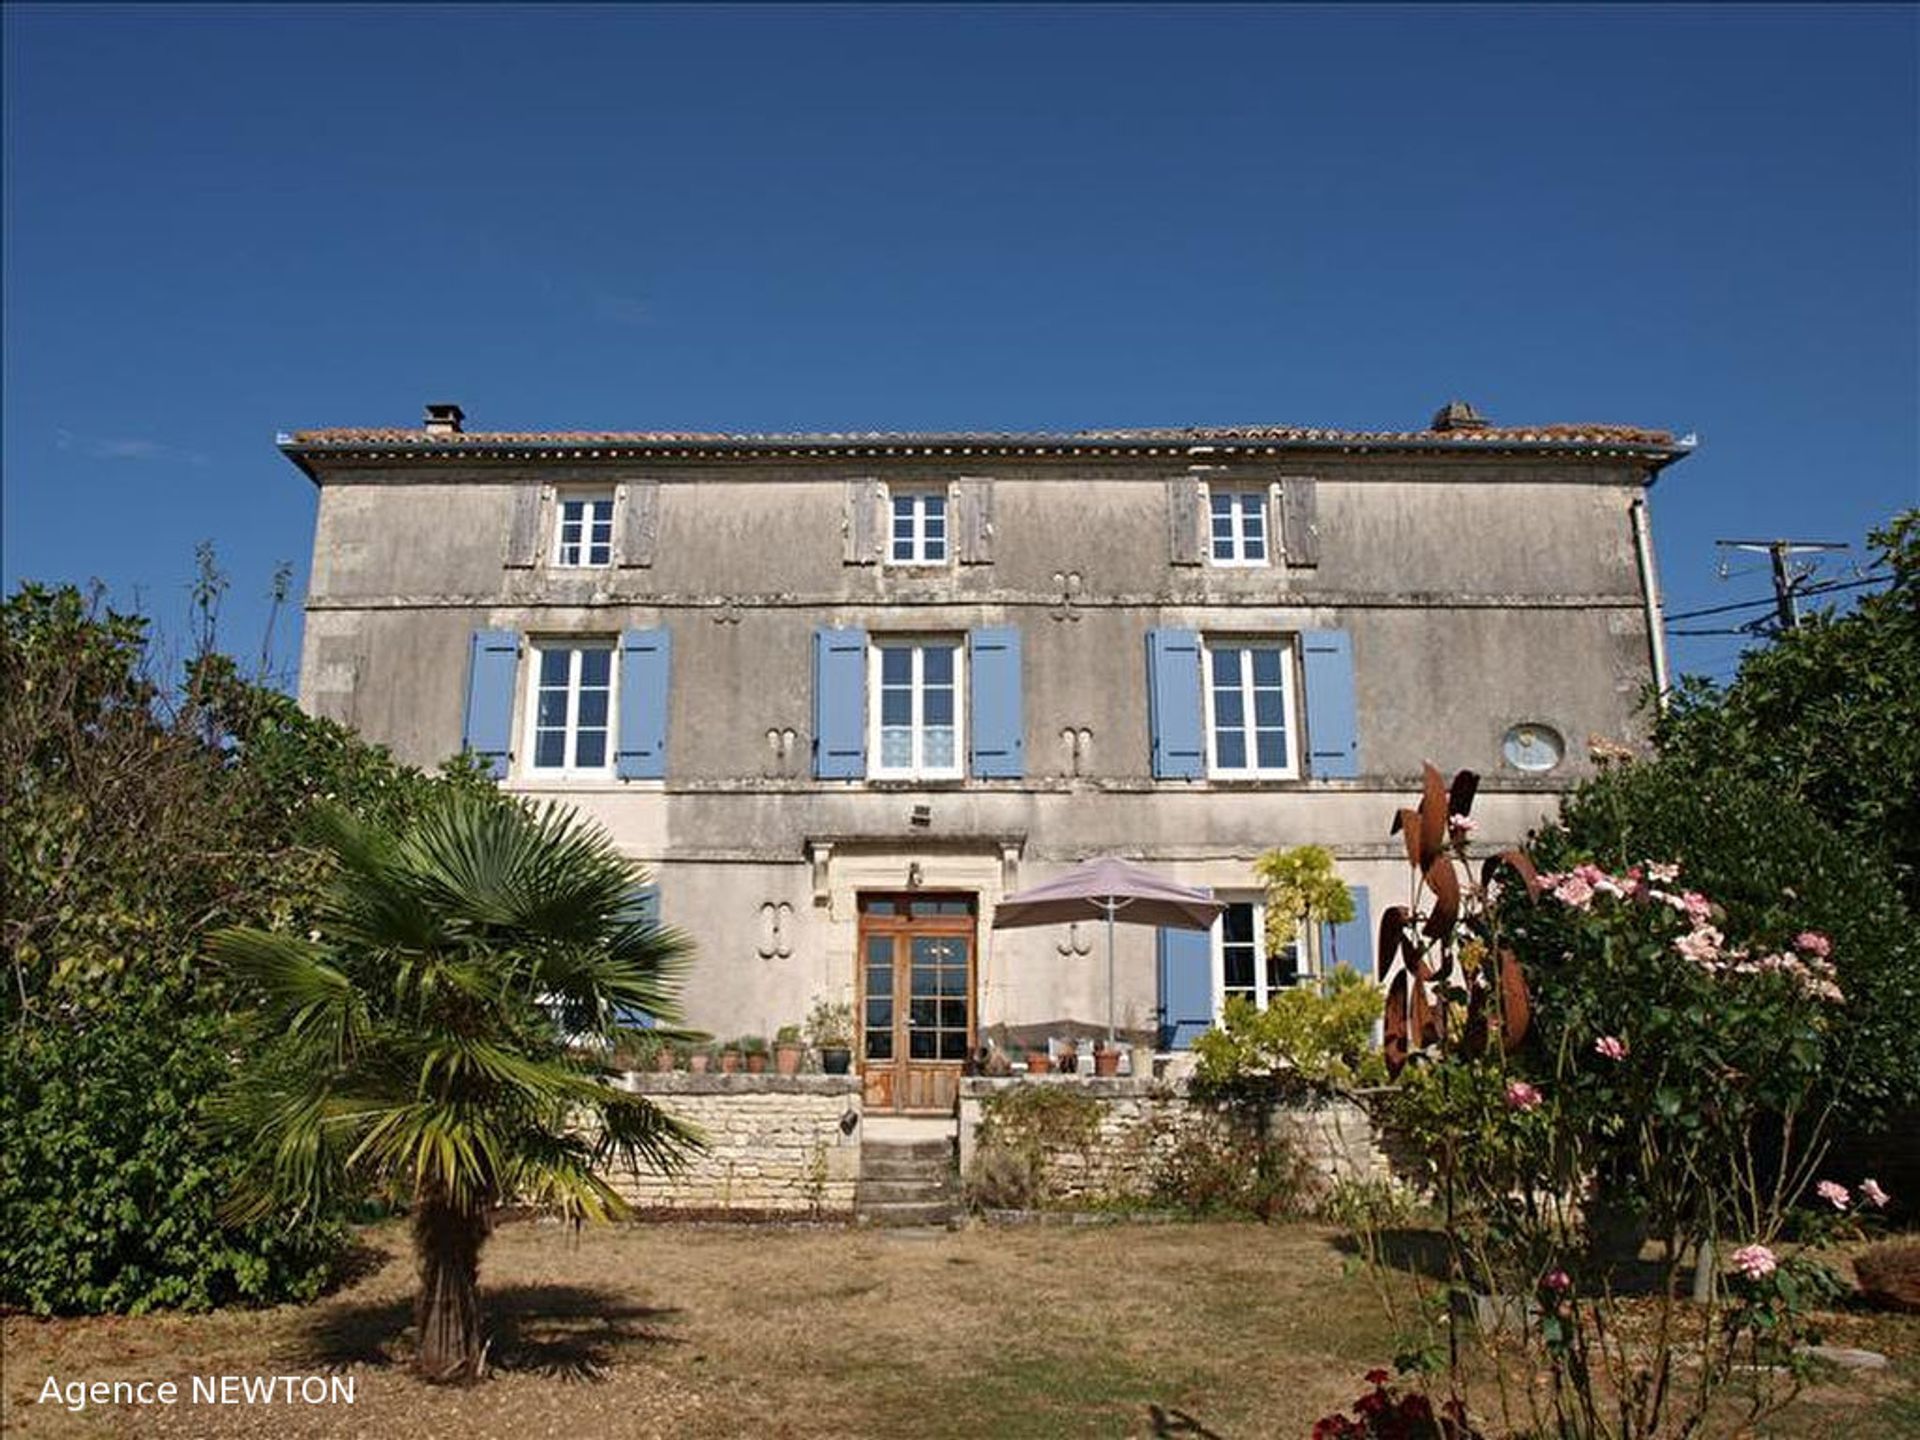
864;935;893;1060
909;935;970;1062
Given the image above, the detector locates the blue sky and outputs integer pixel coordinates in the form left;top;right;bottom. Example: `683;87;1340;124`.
5;4;1915;687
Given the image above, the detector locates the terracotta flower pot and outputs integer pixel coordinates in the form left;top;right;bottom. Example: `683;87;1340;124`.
653;1049;677;1074
774;1043;804;1076
1092;1049;1120;1077
689;1052;711;1074
745;1052;769;1075
720;1050;742;1074
1025;1053;1053;1076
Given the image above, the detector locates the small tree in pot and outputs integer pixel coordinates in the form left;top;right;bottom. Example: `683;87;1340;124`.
806;998;854;1075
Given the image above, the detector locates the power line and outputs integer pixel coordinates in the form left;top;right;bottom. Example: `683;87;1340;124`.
1664;571;1887;624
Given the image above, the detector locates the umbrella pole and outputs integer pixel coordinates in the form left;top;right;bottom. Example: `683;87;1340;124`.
1105;899;1117;1045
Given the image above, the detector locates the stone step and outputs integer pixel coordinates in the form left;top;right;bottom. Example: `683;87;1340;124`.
859;1155;955;1182
857;1200;960;1228
861;1137;954;1162
856;1176;957;1205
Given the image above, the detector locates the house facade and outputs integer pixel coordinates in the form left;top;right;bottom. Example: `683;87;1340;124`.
280;402;1688;1114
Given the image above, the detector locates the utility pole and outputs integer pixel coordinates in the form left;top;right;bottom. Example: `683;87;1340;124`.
1715;540;1850;633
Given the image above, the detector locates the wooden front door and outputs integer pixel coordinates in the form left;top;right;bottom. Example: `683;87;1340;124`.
858;893;975;1114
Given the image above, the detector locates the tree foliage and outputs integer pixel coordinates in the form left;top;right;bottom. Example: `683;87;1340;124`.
211;793;698;1379
1;582;485;1314
1653;510;1920;907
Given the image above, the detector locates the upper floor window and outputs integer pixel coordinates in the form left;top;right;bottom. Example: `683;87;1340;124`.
888;489;949;566
1215;897;1304;1015
1203;639;1298;778
869;637;964;779
1208;488;1269;566
554;492;614;568
527;641;615;776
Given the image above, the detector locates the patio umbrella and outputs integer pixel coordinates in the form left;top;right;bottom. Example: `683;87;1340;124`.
992;856;1224;1043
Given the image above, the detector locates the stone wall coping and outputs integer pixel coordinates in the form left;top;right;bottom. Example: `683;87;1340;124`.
619;1072;862;1097
958;1075;1190;1100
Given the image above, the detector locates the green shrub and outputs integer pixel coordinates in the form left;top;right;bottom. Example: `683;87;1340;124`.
1;580;485;1313
1147;1112;1314;1222
1191;968;1387;1102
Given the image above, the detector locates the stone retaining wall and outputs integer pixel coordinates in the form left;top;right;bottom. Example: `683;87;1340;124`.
957;1076;1390;1206
608;1074;863;1215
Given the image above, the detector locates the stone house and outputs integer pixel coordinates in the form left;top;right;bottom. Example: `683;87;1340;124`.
279;401;1688;1119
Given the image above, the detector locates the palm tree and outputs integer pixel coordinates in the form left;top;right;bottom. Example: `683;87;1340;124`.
209;791;698;1381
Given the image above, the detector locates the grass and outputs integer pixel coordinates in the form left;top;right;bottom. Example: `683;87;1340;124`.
2;1218;1915;1438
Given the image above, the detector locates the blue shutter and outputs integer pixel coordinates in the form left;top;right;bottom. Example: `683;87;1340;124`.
1302;628;1360;779
617;628;671;779
1321;885;1372;976
968;626;1024;778
462;629;520;780
1157;923;1215;1050
630;883;661;929
812;626;868;779
615;884;662;1028
1146;628;1205;780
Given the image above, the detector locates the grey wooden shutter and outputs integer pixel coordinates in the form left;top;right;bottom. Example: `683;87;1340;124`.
843;479;882;564
1279;477;1320;568
618;481;660;568
955;478;995;565
503;486;542;568
1166;477;1203;565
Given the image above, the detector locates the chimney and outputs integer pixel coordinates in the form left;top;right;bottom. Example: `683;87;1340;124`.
423;403;465;436
1430;399;1489;432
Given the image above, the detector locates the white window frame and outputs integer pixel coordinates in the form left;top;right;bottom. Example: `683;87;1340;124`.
885;486;951;567
1211;894;1309;1019
866;636;965;780
1202;637;1300;779
523;640;617;778
552;490;615;568
1206;486;1270;567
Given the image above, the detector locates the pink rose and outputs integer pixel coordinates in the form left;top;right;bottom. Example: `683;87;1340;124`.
1448;813;1478;840
1795;931;1832;959
1594;1036;1627;1061
1505;1080;1544;1111
1681;891;1714;923
1731;1244;1777;1280
1815;1180;1851;1211
1674;926;1725;966
1552;874;1595;910
1648;861;1681;884
1861;1179;1892;1209
1542;1269;1571;1293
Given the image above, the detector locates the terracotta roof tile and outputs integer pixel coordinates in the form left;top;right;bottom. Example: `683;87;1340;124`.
285;420;1678;454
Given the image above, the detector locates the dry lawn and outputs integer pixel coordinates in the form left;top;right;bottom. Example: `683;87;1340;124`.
2;1218;1916;1439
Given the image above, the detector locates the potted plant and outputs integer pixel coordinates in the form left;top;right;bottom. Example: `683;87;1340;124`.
688;1044;713;1075
1025;1046;1053;1076
1092;1039;1121;1077
806;998;855;1075
774;1024;805;1076
741;1034;770;1075
719;1041;743;1074
652;1036;678;1073
1055;1038;1078;1075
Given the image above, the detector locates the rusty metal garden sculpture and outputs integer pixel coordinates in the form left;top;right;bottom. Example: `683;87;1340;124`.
1379;763;1541;1076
